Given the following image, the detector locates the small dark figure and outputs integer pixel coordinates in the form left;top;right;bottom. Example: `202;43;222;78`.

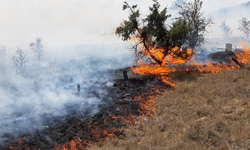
123;70;128;80
77;84;80;95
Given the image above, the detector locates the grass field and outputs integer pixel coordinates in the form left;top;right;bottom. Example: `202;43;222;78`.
89;68;250;150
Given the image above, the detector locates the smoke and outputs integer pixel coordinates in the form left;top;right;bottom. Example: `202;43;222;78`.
186;1;250;58
206;1;250;39
0;43;133;143
0;0;129;47
0;0;249;144
220;20;233;38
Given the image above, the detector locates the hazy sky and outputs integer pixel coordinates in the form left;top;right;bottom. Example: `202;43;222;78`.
0;0;249;48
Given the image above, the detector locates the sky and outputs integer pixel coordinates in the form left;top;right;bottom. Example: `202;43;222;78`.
0;0;249;48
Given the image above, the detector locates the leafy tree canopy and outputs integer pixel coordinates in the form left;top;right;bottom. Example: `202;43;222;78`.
176;0;213;48
116;0;193;65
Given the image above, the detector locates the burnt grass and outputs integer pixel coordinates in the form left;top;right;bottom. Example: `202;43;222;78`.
2;51;240;150
208;51;237;63
0;67;169;150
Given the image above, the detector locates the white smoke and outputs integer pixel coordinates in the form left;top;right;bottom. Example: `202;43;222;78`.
0;43;133;143
0;0;249;144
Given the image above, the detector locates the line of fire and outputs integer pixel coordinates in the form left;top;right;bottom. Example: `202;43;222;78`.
4;0;250;150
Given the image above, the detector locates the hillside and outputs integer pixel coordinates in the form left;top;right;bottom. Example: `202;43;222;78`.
90;68;250;150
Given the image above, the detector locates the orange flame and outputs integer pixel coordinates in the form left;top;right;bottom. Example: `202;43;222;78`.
10;137;32;150
53;136;93;150
52;88;162;150
10;87;164;150
182;57;237;74
9;39;250;150
131;45;194;87
235;40;250;65
130;35;250;87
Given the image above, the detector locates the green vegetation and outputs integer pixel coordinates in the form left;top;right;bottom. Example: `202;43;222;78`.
116;0;213;65
177;0;213;48
116;0;192;65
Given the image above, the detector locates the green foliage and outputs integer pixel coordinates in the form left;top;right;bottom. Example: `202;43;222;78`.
167;19;191;48
177;0;213;48
116;0;192;65
142;1;170;46
116;2;140;41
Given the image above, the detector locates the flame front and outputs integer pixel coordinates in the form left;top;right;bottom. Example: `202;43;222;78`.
10;88;164;150
131;39;250;87
52;88;164;150
9;41;250;150
235;40;250;65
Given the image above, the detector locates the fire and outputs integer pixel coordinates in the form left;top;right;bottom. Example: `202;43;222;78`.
131;62;176;87
235;40;250;65
10;87;164;150
181;57;237;74
129;31;196;87
54;137;91;150
185;41;250;74
131;39;250;87
130;42;194;87
131;47;193;87
9;39;250;150
52;88;163;150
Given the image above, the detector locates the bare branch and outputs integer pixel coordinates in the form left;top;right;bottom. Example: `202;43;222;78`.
238;17;250;38
12;48;28;76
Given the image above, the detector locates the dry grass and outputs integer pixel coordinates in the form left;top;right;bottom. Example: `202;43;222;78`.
90;68;250;150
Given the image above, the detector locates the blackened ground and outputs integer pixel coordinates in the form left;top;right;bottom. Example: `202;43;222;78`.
1;67;168;150
208;51;237;63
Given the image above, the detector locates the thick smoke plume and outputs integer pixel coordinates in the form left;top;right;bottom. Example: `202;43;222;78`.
0;43;133;143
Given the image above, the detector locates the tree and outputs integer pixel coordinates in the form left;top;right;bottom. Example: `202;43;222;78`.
177;0;213;48
12;48;28;76
238;17;250;38
220;20;232;38
116;0;193;66
29;37;45;61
